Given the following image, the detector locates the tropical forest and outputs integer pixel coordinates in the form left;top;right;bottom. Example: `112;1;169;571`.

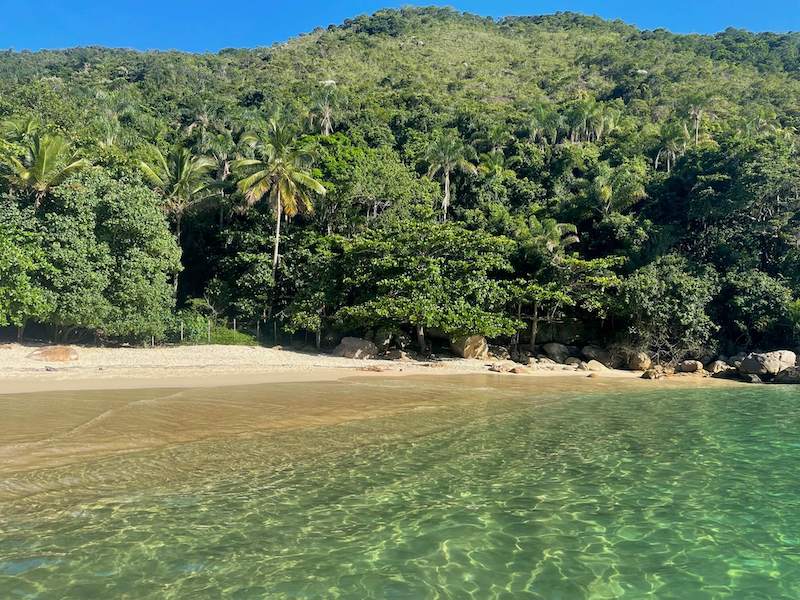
2;7;799;362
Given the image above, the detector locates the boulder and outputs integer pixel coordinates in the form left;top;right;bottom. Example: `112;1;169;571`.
582;345;611;366
627;352;652;371
450;335;489;360
489;362;513;373
488;345;510;360
383;349;413;362
510;347;531;365
27;346;79;362
706;360;734;376
774;367;800;384
332;337;378;359
739;351;796;376
677;360;704;373
543;342;569;364
642;367;666;380
740;373;763;384
510;366;531;375
584;360;608;372
565;357;583;366
372;328;395;352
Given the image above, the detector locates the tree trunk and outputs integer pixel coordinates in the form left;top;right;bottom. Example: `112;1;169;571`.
529;301;540;353
511;302;522;350
16;322;25;343
315;327;322;350
173;214;182;293
442;171;450;222
272;190;282;279
416;324;426;353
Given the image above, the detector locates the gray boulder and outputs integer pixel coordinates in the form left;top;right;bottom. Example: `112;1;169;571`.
582;345;612;366
706;360;735;376
332;337;378;359
565;357;583;366
543;342;569;364
739;351;796;376
677;360;705;373
774;367;800;384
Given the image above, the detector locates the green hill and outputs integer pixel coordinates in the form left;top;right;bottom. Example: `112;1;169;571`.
1;7;798;360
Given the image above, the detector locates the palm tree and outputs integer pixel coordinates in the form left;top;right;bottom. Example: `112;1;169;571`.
529;103;563;146
233;118;326;278
655;122;689;173
474;124;511;153
0;133;90;209
139;146;214;288
0;115;40;143
311;92;337;136
425;131;477;222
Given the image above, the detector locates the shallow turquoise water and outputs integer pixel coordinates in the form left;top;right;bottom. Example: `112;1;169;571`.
2;380;800;598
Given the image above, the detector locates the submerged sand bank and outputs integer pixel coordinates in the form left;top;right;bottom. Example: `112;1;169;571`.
0;343;642;395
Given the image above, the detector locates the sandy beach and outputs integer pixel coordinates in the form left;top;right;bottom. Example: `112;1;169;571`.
0;343;643;394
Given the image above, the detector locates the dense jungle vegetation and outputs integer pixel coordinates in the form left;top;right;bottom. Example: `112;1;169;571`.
1;7;799;359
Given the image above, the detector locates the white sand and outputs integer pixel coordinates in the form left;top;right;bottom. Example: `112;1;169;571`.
0;343;642;394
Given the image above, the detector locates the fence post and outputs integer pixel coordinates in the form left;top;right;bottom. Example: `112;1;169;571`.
256;320;261;342
233;318;237;333
207;319;211;343
180;320;184;343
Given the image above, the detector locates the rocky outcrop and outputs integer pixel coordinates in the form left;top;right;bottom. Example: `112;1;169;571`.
543;342;569;364
383;349;413;362
582;345;613;367
565;357;582;366
642;366;666;380
775;367;800;384
739;351;796;377
627;352;652;371
450;335;489;360
488;345;510;360
332;337;378;359
706;360;735;376
27;346;79;362
579;360;608;372
677;360;704;373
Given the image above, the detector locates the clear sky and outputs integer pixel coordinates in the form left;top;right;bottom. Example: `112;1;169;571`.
0;0;798;53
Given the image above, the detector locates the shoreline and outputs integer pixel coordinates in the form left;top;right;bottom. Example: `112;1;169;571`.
0;343;646;395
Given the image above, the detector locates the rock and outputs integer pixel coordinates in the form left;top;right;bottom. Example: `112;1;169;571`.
509;366;530;375
706;360;734;375
565;357;583;366
27;346;79;362
383;349;412;362
582;345;611;366
332;337;378;359
543;342;569;363
450;335;489;360
489;345;510;360
510;348;531;365
536;356;556;366
585;360;608;372
729;352;747;368
642;367;666;380
627;352;652;371
587;372;601;378
774;367;800;384
44;366;59;372
677;360;704;373
489;362;513;373
739;351;796;376
740;373;763;384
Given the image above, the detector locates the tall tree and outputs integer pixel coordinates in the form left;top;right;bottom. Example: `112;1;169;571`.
233;118;326;278
425;130;477;222
139;146;214;289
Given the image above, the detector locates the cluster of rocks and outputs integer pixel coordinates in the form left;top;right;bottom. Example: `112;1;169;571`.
641;350;799;384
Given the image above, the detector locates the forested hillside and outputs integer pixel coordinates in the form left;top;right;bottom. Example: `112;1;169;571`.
1;7;799;359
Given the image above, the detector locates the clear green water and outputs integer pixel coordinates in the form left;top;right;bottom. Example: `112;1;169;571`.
2;379;800;598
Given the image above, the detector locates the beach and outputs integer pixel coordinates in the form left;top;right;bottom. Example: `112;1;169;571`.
0;343;642;395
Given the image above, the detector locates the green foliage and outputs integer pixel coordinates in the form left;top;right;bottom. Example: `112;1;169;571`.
0;8;798;354
620;255;720;361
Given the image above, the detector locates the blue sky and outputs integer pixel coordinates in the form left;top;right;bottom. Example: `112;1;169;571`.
0;0;798;52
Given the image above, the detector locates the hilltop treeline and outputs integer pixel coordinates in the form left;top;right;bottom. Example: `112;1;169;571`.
1;7;799;358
